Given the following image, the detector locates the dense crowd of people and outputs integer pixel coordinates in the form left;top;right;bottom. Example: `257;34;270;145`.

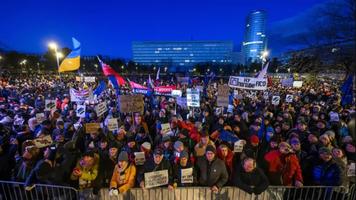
0;73;355;199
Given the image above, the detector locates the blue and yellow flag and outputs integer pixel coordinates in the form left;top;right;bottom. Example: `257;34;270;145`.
59;37;81;72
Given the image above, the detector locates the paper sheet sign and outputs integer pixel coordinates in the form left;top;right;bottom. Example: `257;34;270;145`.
107;118;118;131
161;123;171;135
272;96;280;105
85;123;100;134
285;94;293;103
45;100;56;111
134;152;146;166
234;140;245;153
181;168;194;183
95;102;107;117
76;105;86;118
144;170;169;189
187;88;200;107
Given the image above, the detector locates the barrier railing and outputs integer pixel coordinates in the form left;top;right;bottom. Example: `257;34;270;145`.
0;180;79;200
1;180;355;200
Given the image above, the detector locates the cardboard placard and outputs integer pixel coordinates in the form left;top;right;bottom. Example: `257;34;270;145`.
95;102;107;117
134;152;146;166
118;95;144;114
181;168;194;183
272;96;281;106
85;123;100;134
217;85;230;107
161;123;171;135
36;113;45;123
187;88;200;107
107;118;118;131
45;100;56;111
144;170;169;189
33;135;53;148
76;105;86;118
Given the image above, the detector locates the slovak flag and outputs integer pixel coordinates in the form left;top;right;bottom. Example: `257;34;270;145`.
98;57;126;90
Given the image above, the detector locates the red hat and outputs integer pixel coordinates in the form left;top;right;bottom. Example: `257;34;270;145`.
250;135;259;144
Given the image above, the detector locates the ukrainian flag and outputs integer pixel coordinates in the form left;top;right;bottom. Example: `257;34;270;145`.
58;37;81;72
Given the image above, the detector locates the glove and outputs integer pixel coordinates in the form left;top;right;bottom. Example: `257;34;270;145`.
109;189;119;196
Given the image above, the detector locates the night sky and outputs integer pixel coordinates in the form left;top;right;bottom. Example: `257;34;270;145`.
0;0;328;58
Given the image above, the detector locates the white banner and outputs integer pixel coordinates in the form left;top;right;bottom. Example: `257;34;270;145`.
76;105;86;118
70;88;94;102
181;168;194;183
187;88;200;107
95;102;107;117
144;170;169;189
228;76;267;90
45;100;56;111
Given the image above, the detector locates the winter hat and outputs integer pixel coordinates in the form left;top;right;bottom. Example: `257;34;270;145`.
118;151;129;162
153;148;163;155
127;136;136;143
141;142;151;151
319;147;332;155
109;142;120;150
174;141;184;150
180;151;189;159
205;145;216;154
324;130;336;140
250;135;259;144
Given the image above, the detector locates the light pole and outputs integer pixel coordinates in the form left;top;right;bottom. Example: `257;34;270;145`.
260;50;269;70
48;42;63;82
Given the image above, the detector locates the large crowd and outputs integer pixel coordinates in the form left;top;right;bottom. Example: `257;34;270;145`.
0;73;355;199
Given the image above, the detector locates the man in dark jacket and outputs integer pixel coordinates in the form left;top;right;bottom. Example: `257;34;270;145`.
137;148;174;189
312;147;343;186
172;151;197;187
233;157;269;194
196;145;229;193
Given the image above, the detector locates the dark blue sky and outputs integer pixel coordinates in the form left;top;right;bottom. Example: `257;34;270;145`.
0;0;327;58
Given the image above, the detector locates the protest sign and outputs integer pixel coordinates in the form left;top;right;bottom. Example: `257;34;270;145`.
70;88;93;102
45;100;56;111
187;88;200;107
281;78;293;87
347;163;355;177
95;102;107;117
85;123;100;134
36;113;45;123
228;76;267;90
176;97;187;109
144;170;169;189
217;85;230;107
33;135;53;148
263;91;269;100
84;76;96;83
272;96;281;105
181;168;194;183
285;94;293;103
171;90;182;97
234;140;245;153
76;105;86;118
154;85;176;96
293;81;303;88
161;123;171;135
118;95;144;113
107;118;118;131
134;152;146;166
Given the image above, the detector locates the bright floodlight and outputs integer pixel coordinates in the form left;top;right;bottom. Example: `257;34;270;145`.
48;42;58;50
261;50;269;59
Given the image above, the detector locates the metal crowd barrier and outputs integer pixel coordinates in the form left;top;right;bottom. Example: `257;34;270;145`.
1;180;355;200
0;180;79;200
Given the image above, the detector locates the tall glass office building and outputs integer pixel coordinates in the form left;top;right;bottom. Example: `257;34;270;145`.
242;10;267;64
132;41;233;68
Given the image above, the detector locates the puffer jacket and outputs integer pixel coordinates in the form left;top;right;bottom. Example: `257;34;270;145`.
110;164;136;193
312;159;343;186
196;157;229;188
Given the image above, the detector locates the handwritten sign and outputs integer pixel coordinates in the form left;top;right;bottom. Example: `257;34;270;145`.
118;95;144;114
95;102;107;117
134;152;146;166
161;123;171;135
107;118;118;131
181;168;194;183
85;123;100;134
144;170;169;189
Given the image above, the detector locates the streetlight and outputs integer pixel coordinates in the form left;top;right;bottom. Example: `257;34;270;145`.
287;68;291;73
48;41;62;81
260;50;269;69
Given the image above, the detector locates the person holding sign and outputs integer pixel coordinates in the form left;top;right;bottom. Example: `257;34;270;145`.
109;151;136;195
196;145;228;193
137;148;173;190
172;151;197;187
232;157;269;195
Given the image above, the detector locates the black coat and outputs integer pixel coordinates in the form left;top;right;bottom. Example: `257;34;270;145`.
196;157;229;188
232;162;269;194
137;157;173;186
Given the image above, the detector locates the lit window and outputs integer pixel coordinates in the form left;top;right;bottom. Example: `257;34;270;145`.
250;49;257;52
212;60;216;62
154;51;160;53
173;47;182;50
190;53;194;56
157;48;162;50
185;60;190;63
246;24;250;27
256;32;262;35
